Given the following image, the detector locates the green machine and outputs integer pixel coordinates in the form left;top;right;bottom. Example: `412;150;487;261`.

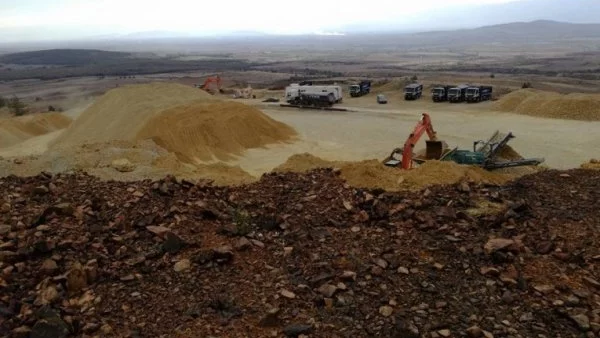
440;132;544;170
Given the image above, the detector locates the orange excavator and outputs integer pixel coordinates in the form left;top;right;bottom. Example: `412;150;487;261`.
383;113;444;169
198;75;223;94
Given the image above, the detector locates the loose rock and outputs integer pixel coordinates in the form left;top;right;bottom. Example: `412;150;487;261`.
379;305;393;317
283;323;313;337
173;259;191;272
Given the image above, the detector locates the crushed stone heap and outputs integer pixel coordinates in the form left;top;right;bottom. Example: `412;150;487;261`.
1;168;599;337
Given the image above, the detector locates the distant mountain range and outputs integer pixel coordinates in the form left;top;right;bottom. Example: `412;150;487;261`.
339;0;600;33
404;20;600;45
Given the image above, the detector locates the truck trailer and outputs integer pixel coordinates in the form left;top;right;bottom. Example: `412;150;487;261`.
431;85;453;102
465;85;493;103
448;84;470;103
349;80;371;97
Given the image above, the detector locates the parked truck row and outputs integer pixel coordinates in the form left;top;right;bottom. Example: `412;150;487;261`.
433;84;493;103
282;81;493;108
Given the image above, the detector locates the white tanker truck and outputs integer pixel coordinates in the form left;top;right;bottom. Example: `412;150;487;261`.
284;84;343;107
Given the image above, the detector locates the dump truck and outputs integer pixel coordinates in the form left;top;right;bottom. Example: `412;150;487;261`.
448;84;470;103
349;80;371;97
284;84;343;107
431;85;453;102
404;83;423;100
465;85;493;103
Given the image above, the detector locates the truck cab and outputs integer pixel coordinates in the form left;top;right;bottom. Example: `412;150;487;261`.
448;85;470;103
349;80;371;97
404;83;423;100
432;86;451;102
465;87;480;102
465;86;493;103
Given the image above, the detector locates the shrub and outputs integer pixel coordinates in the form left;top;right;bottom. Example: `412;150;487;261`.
8;96;27;116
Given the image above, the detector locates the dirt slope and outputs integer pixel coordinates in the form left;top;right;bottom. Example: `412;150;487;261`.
0;113;71;148
494;89;600;121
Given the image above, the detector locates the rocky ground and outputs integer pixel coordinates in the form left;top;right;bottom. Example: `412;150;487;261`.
1;168;599;337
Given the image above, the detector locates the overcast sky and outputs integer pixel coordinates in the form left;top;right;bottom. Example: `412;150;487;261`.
0;0;520;41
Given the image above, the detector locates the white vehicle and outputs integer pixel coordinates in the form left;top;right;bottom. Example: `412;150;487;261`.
377;94;388;104
285;84;343;107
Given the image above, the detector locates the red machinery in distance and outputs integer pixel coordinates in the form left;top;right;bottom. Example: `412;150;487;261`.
383;113;442;169
198;75;223;94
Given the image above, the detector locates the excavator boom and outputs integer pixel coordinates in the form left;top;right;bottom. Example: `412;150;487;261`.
401;113;437;169
383;113;439;169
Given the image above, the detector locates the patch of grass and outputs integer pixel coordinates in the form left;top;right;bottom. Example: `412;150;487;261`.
230;208;252;236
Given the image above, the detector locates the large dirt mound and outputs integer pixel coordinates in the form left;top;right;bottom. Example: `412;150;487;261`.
493;89;600;121
137;101;297;163
51;82;296;164
274;153;516;190
52;82;214;148
0;113;71;148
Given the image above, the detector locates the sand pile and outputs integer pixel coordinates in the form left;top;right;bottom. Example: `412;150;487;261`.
0;113;72;148
52;82;296;164
494;145;524;161
0;139;256;186
581;159;600;169
52;82;215;148
137;101;296;163
339;160;408;190
493;89;600;121
273;153;342;173
398;161;513;189
274;153;516;191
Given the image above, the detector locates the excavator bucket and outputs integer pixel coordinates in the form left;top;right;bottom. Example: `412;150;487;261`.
425;140;445;160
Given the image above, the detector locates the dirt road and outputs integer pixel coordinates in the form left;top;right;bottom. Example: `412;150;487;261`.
232;97;599;175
